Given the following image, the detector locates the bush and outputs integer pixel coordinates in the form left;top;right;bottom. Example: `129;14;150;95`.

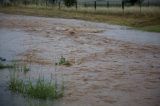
63;0;77;7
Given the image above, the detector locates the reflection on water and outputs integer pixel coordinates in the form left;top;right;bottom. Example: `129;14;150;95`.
0;29;62;106
0;29;29;61
0;65;63;106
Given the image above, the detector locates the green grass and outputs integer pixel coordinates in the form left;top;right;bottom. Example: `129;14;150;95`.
23;65;30;73
11;63;30;74
8;61;64;99
9;75;64;99
0;62;14;69
9;77;25;93
0;5;160;32
138;25;160;32
56;56;72;66
26;79;63;99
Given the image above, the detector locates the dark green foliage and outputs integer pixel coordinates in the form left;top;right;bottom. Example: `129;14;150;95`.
23;65;30;73
9;77;25;93
63;0;77;7
0;62;13;69
27;79;57;99
59;56;66;65
56;56;72;66
0;57;13;69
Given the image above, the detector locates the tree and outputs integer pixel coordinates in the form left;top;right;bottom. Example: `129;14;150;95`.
63;0;77;7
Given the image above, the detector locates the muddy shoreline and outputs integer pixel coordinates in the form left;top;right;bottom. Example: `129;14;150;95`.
0;13;160;106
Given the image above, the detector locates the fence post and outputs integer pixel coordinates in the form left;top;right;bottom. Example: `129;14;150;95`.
36;0;38;7
58;2;61;10
46;0;47;8
13;0;16;6
107;1;109;8
139;0;141;13
75;1;78;10
122;1;124;14
84;2;86;7
52;0;54;8
94;1;96;11
24;1;27;7
148;0;149;7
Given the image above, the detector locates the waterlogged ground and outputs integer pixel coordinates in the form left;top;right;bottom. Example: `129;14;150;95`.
0;13;160;106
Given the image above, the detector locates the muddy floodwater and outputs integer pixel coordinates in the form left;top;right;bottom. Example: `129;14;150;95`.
0;13;160;106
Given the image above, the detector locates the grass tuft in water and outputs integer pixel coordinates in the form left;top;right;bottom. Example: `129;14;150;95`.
12;63;30;73
56;56;72;67
8;74;64;99
26;78;63;99
23;65;30;73
9;77;25;93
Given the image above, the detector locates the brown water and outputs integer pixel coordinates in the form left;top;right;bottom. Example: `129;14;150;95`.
0;13;160;106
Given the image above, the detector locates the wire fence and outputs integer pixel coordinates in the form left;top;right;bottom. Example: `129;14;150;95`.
1;0;160;6
0;0;160;14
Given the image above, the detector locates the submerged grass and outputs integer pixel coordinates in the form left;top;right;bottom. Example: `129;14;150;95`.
23;65;30;73
9;77;25;93
12;63;30;73
0;6;160;32
56;56;72;67
0;62;14;69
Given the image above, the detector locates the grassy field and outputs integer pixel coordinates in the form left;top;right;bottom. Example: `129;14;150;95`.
0;5;160;32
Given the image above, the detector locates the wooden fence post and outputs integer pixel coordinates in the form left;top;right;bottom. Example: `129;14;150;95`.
58;2;61;10
122;1;124;14
107;1;109;8
46;0;47;8
94;1;96;11
52;0;54;8
139;0;142;13
75;1;77;10
36;0;38;7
